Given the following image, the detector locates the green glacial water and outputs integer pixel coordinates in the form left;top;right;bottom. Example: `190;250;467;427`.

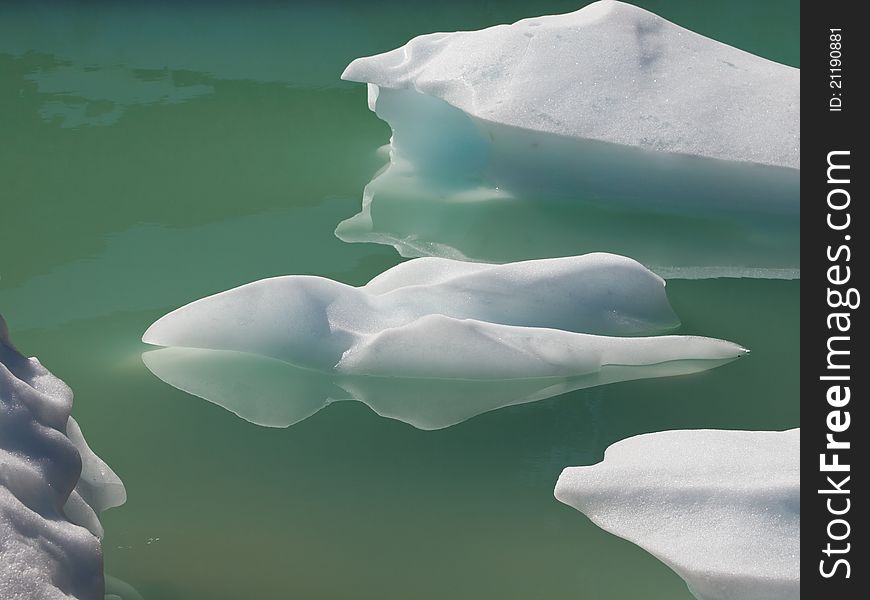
1;1;798;599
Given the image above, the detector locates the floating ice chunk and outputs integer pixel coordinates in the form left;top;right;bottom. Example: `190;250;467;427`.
554;428;799;600
343;0;799;169
143;346;742;430
338;1;800;276
143;253;746;381
0;314;126;600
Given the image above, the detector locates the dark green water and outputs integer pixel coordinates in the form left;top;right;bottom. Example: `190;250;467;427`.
1;2;798;599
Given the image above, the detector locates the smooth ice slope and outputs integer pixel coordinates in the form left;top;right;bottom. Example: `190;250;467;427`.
338;1;800;276
143;346;742;430
1;314;126;600
143;254;746;380
343;0;799;169
554;428;800;600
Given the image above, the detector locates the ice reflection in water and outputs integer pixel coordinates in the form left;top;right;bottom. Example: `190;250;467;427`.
142;347;739;430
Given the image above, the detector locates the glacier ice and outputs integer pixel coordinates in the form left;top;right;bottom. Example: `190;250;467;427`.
554;428;799;600
142;253;746;381
343;0;799;169
338;0;800;277
142;346;741;430
1;314;126;600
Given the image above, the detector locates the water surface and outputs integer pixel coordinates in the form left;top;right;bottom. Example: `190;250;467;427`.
1;2;799;598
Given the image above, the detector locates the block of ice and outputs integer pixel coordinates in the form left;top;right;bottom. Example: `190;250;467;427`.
344;0;799;169
554;428;799;600
338;1;800;277
142;253;746;381
1;314;126;600
142;346;741;430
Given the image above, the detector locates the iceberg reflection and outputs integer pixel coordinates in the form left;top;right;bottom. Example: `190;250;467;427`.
142;346;739;430
336;147;800;279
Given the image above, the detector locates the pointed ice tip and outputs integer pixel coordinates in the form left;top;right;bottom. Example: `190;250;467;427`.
339;61;356;82
342;54;384;83
141;320;164;346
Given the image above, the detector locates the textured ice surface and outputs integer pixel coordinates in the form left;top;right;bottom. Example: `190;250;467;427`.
143;253;746;381
343;0;799;168
143;346;741;430
338;1;800;276
1;314;126;600
554;428;799;600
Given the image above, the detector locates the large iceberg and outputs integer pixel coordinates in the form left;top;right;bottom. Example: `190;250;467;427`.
142;253;746;381
554;428;799;600
142;345;741;430
339;0;800;277
1;314;126;599
343;0;798;169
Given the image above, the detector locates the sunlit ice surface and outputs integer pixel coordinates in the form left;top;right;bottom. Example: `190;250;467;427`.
1;1;798;598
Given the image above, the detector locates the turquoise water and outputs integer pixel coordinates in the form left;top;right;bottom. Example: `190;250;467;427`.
1;2;798;599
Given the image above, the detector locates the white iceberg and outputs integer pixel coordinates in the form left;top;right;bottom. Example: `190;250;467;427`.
343;0;798;169
338;0;800;277
142;346;742;430
1;314;126;600
142;253;746;381
554;428;799;600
